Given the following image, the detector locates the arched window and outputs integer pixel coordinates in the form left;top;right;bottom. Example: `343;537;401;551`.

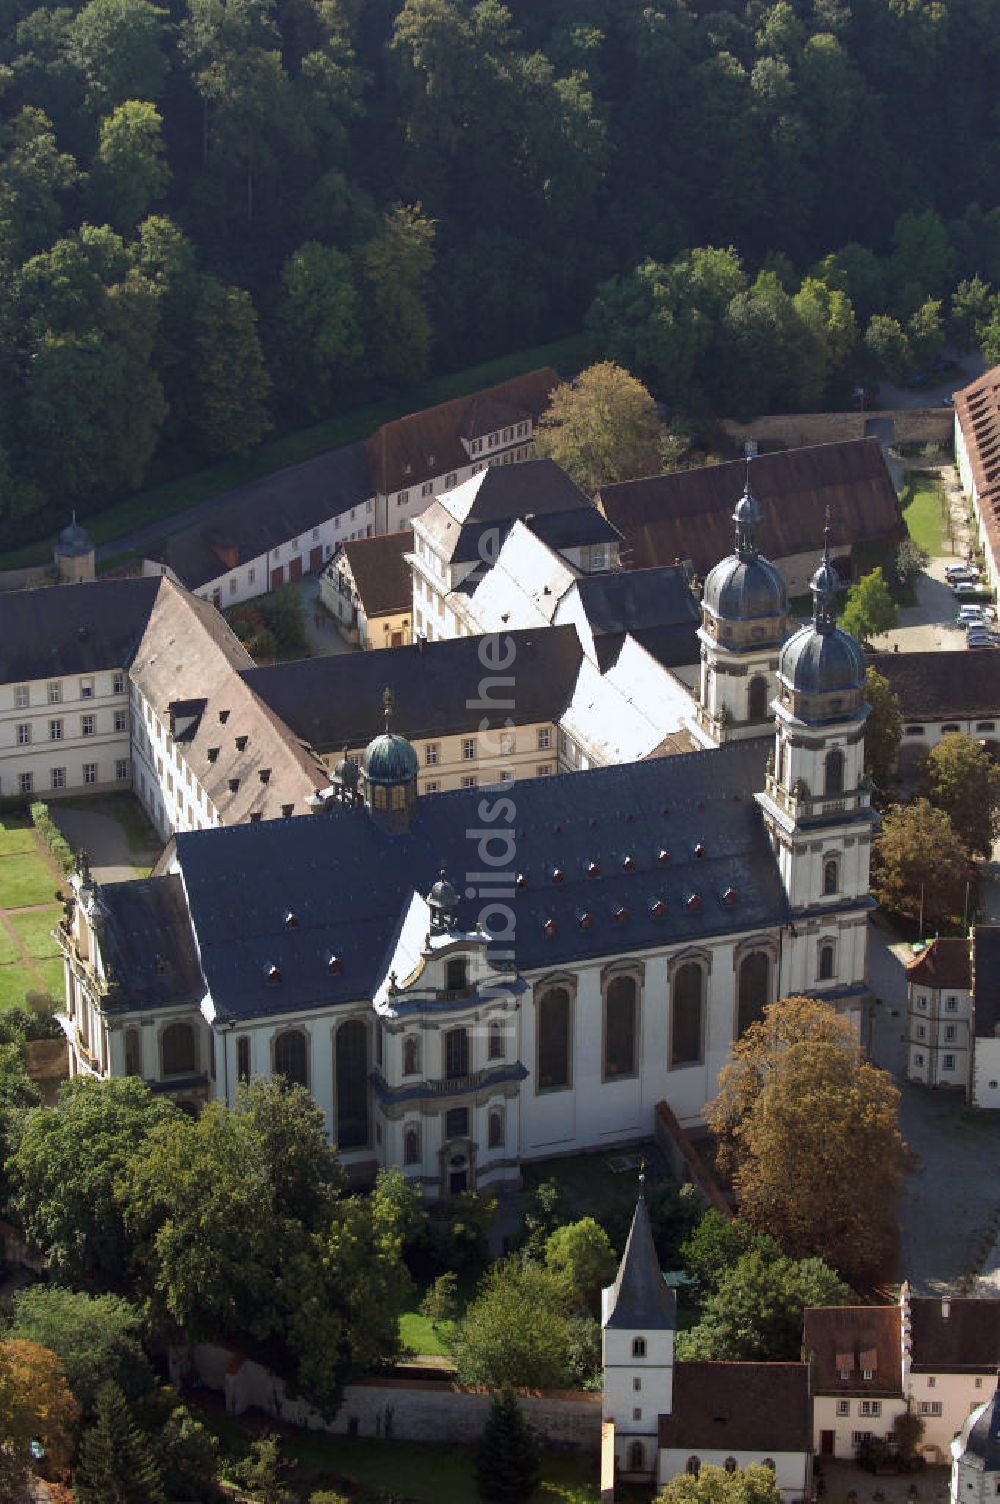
403;1034;420;1076
686;1457;701;1477
161;1021;195;1077
488;1107;504;1149
737;951;770;1038
404;1125;420;1166
604;974;637;1078
391;784;406;809
819;942;835;981
446;956;468;992
488;1018;504;1060
825;748;844;796
671;963;704;1066
274;1028;308;1086
823;857;839;895
124;1028;141;1077
725;1458;738;1474
747;676;768;721
336;1020;369;1149
537;987;571;1090
632;1337;646;1359
445;1027;469;1079
628;1442;645;1473
237;1036;251;1083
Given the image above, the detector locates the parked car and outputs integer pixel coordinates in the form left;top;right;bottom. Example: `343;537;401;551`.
968;635;998;649
957;604;985;620
954;581;988;596
948;570;979;586
946;560;978;576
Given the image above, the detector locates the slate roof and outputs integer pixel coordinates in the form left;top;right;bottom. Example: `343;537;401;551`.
906;936;971;992
366;369;559;495
959;1386;1000;1471
658;1362;812;1452
243;626;581;754
340;530;412;618
146;442;373;590
172;738;785;1023
956;365;1000;573
596;439;904;574
97;874;205;1012
802;1304;902;1396
868;650;1000;723
574;566;701;670
909;1297;1000;1371
604;1195;676;1330
0;577;160;683
131;579;325;824
420;460;617;568
973;926;1000;1041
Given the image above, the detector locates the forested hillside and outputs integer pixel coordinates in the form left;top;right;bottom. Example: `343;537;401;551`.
2;0;999;545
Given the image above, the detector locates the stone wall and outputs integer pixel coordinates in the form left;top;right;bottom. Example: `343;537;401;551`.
720;407;953;451
172;1343;602;1451
0;565;56;594
654;1099;732;1217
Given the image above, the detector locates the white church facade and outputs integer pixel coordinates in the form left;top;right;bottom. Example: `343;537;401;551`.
57;484;874;1193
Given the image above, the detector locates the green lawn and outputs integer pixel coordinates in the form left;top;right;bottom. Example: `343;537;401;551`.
0;963;45;1008
399;1306;453;1357
903;477;949;556
0;332;593;569
8;907;61;958
35;956;65;997
0;850;61;908
206;1407;605;1503
0;927;21;967
0;819;38;856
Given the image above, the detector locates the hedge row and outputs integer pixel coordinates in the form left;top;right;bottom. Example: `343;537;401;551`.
30;801;75;874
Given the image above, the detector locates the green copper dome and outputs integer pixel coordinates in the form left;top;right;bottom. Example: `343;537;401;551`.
362;730;419;785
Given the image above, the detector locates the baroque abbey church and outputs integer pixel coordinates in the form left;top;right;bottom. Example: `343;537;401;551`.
59;485;873;1198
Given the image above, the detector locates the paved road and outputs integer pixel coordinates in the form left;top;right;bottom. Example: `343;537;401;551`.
868;922;1000;1293
50;804;158;884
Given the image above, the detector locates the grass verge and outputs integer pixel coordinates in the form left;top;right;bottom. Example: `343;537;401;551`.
903;475;950;556
0;332;593;569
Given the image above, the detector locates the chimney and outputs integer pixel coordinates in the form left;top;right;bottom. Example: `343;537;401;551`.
942;1298;951;1321
416;633;427;654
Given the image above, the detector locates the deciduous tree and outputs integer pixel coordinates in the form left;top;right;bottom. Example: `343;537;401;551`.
360;202;435;385
534;363;665;494
190;276;271;457
544;1216;617;1312
840;567;898;644
0;1340;78;1497
872;797;973;931
9;1286;153;1413
864;666;903;795
707;996;907;1287
656;1462;784;1504
92;99;171;231
454;1262;576;1390
677;1247;849;1361
920;731;1000;858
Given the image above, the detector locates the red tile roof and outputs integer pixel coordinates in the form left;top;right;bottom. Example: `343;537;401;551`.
802;1305;902;1396
658;1362;812;1451
365;368;560;496
905;936;971;991
956;365;1000;570
341;529;412;618
596;438;904;574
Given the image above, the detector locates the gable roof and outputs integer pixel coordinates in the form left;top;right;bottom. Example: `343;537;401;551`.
340;530;412;618
596;439;904;574
802;1304;902;1395
956;365;1000;571
242;626;583;754
909;1297;1000;1371
604;1195;676;1330
0;577;160;684
131;579;324;824
973;926;1000;1040
906;936;971;991
172;737;785;1023
658;1362;812;1452
573;566;701;670
146;442;373;590
97;873;204;1013
463;520;579;631
868;650;1000;724
420;460;617;568
365;368;560;495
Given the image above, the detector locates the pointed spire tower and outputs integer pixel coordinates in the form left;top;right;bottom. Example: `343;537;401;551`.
601;1176;676;1482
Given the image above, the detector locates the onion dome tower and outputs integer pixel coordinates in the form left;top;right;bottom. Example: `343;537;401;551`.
951;1381;1000;1504
360;688;419;832
757;518;873;1025
695;471;788;745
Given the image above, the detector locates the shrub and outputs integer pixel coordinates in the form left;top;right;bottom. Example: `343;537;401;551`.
30;801;74;874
